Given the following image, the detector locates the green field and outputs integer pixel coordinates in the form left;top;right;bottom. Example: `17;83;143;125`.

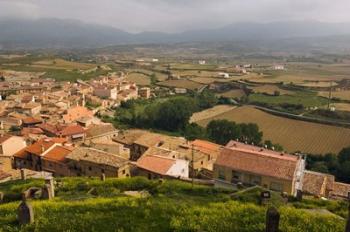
248;91;330;108
0;177;346;232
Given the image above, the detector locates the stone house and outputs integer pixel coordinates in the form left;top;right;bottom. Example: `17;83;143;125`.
13;138;67;171
136;155;189;179
63;106;94;123
0;135;27;157
65;147;130;178
213;141;305;196
41;145;73;177
93;85;118;100
84;123;118;143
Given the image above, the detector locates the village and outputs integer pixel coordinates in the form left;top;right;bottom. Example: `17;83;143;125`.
0;69;348;205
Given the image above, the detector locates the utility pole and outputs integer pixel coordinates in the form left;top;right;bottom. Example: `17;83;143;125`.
328;80;333;110
191;144;194;189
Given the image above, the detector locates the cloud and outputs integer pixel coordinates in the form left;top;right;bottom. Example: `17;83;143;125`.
0;0;349;32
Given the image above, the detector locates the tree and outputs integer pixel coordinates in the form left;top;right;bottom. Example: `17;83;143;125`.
206;120;241;145
264;140;284;152
339;147;350;163
183;123;207;141
150;73;157;85
239;123;263;145
273;90;280;96
310;161;329;173
153;97;196;131
195;90;218;109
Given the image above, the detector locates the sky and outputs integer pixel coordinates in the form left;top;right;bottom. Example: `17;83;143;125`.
0;0;350;33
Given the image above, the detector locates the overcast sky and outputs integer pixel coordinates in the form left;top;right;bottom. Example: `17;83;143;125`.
1;0;350;32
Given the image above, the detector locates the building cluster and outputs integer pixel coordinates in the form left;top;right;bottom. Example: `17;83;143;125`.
0;72;350;201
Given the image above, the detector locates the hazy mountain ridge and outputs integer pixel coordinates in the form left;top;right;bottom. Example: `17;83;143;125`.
1;18;350;49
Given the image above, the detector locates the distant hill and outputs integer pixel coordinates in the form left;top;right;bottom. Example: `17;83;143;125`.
1;18;350;49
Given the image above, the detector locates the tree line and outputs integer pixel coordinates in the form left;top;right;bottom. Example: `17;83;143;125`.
114;91;282;149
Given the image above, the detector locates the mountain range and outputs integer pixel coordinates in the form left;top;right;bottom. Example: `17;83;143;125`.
1;18;350;50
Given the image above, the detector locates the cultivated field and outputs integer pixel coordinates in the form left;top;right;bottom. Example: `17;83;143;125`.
126;73;151;86
318;90;350;101
217;89;246;99
248;92;329;108
296;81;338;88
330;103;350;112
190;105;236;123
196;105;350;154
250;84;294;95
31;58;96;70
158;79;205;90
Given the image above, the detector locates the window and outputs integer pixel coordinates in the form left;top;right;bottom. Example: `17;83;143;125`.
88;166;92;171
218;168;225;180
250;175;262;186
270;182;284;192
200;161;204;166
231;171;241;183
122;170;126;174
208;155;210;161
101;169;105;173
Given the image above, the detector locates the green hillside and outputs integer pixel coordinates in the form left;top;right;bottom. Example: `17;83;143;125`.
0;177;347;232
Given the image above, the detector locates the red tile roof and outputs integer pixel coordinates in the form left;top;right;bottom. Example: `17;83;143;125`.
14;138;66;158
38;123;85;137
191;139;222;155
215;146;300;181
21;127;44;136
22;117;42;125
136;155;176;176
226;140;298;161
302;171;334;197
331;182;350;199
0;135;12;144
58;125;85;136
43;145;73;162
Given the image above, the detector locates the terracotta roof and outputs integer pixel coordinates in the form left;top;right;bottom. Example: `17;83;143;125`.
22;117;42;125
43;145;73;162
215;147;300;181
113;129;147;145
226;140;298;162
86;124;116;138
21;127;44;136
38;123;85;137
58;125;85;136
63;106;94;123
0;134;12;144
14;138;66;158
66;147;128;168
302;171;334;197
191;139;222;155
331;182;350;199
136;155;176;175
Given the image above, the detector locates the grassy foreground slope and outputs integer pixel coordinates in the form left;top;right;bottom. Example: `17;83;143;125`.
0;177;346;232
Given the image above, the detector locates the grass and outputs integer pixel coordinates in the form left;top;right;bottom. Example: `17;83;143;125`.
196;106;350;154
0;177;347;232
